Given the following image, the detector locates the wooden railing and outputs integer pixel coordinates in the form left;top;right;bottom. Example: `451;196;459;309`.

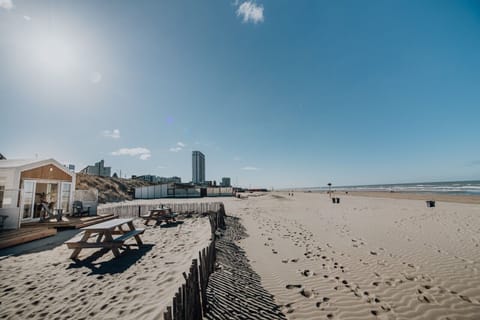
163;206;225;320
97;201;224;218
97;201;226;319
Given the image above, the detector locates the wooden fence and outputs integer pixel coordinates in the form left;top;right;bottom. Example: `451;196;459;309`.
97;201;226;319
97;201;224;218
164;207;225;320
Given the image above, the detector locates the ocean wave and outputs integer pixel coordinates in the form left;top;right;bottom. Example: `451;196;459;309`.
311;181;480;195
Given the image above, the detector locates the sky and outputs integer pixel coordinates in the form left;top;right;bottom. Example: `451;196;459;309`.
1;0;480;188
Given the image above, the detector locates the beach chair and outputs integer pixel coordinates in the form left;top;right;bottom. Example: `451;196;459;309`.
40;203;60;221
72;201;91;217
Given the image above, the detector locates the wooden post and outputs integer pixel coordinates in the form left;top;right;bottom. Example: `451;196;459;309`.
164;306;172;320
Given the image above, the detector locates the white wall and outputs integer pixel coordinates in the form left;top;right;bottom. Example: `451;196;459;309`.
134;184;199;199
0;168;20;209
0;208;21;229
207;187;233;197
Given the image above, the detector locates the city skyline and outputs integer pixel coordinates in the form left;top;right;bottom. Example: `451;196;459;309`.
1;1;480;188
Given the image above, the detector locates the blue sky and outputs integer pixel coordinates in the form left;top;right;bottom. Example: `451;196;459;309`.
1;0;480;188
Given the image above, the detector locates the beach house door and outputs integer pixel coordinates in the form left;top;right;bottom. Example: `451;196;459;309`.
21;180;36;220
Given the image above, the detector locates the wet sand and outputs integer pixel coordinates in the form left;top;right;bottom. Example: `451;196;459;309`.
344;191;480;205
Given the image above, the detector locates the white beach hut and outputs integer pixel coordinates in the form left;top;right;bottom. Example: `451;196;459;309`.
0;158;76;229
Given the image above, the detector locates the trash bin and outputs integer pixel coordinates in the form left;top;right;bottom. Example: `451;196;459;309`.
426;200;435;208
332;198;336;204
336;198;340;204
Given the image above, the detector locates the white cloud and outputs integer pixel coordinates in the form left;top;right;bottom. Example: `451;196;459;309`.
158;165;167;169
169;141;186;152
23;15;31;21
169;147;182;152
242;166;259;171
111;147;151;160
233;156;241;161
91;71;102;84
236;1;264;24
139;153;151;160
0;0;14;10
103;129;120;139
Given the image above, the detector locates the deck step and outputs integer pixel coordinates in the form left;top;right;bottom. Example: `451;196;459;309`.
0;228;57;250
20;214;117;229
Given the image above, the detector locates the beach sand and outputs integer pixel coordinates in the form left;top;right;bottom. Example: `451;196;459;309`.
226;192;480;319
1;193;480;320
0;216;210;320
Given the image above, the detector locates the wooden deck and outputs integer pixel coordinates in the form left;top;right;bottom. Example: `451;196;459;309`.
21;214;117;229
0;214;117;250
0;227;57;250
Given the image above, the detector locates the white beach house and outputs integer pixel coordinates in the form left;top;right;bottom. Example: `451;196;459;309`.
0;158;76;229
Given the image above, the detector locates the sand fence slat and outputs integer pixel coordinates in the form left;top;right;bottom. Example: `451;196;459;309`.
98;201;225;219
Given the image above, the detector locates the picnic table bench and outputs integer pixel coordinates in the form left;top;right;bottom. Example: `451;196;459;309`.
141;207;179;226
65;218;144;259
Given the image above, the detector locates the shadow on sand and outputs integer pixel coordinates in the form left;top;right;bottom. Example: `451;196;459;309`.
153;220;184;228
205;217;286;320
67;244;154;275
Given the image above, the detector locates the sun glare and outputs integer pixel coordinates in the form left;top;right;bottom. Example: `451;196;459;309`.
31;32;78;76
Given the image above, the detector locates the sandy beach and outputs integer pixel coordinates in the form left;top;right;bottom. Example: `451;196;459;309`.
227;192;480;319
1;193;480;319
0;215;211;320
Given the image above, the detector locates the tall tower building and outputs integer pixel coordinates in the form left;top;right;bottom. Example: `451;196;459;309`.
192;151;205;185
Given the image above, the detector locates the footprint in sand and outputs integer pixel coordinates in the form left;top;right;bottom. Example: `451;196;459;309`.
300;288;313;298
417;295;431;303
286;284;302;289
301;269;312;277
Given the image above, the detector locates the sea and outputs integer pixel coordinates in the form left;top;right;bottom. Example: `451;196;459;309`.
307;180;480;196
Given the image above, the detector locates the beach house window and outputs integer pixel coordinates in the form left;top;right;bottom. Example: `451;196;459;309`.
60;182;71;213
22;181;35;219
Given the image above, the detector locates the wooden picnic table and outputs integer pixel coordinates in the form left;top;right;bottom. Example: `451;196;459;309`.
66;218;144;259
141;207;178;226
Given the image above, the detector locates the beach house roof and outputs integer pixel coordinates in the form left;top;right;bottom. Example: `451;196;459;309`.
0;158;74;177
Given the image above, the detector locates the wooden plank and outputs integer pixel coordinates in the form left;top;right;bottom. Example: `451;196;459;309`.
76;214;117;228
113;229;145;242
20;164;72;182
20;214;117;229
65;241;123;249
164;306;172;320
0;228;57;249
82;218;133;231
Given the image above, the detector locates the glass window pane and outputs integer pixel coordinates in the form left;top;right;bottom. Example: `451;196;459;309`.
22;181;34;219
61;183;71;213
